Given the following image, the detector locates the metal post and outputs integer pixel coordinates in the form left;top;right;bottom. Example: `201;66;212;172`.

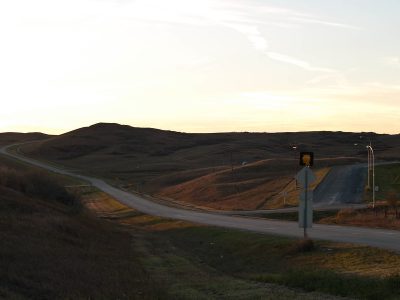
292;145;298;189
367;147;371;189
304;167;308;238
372;147;375;208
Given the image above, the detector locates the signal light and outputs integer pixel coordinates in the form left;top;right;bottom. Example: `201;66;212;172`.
300;152;314;166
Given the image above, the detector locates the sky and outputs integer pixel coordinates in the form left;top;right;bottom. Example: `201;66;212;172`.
1;0;400;134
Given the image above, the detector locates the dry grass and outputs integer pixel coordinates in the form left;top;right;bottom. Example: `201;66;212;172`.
292;243;400;278
4;129;400;299
319;206;400;230
79;186;400;281
264;167;331;209
79;187;192;231
0;160;165;299
20;123;400;208
78;187;400;299
156;159;292;210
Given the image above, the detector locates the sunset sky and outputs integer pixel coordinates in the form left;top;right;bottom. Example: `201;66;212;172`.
1;0;400;134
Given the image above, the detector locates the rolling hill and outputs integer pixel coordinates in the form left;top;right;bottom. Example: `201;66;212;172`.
18;123;400;210
0;132;50;146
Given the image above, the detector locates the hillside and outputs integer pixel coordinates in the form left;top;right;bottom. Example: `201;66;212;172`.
19;123;400;210
0;157;162;299
0;132;50;146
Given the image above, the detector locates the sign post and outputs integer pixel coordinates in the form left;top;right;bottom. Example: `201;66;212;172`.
296;152;315;238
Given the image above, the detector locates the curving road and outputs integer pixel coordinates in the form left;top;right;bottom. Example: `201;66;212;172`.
1;145;400;252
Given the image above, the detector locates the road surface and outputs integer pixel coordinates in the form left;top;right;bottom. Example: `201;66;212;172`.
1;145;400;252
313;164;367;206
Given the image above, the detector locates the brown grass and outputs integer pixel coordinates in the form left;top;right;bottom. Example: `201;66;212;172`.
319;206;400;230
3;153;400;299
19;123;397;211
79;187;193;231
264;167;331;209
79;185;400;299
0;162;165;299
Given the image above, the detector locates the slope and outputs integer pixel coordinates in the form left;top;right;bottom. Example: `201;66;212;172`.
19;123;400;210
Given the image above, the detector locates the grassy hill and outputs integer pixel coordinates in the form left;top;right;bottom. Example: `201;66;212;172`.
0;132;50;147
0;157;163;299
1;153;400;299
19;123;400;210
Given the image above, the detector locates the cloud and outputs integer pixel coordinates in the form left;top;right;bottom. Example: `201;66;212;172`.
219;22;269;50
299;81;400;107
382;56;400;67
116;0;358;55
266;52;336;73
289;17;361;30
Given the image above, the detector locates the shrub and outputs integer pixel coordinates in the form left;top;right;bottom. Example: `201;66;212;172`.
386;191;399;208
0;167;81;210
335;208;356;222
288;238;315;253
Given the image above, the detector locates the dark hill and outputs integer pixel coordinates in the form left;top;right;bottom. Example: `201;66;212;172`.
0;132;50;146
0;156;161;299
18;123;400;209
22;122;400;162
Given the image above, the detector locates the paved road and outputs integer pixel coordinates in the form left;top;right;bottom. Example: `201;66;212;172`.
1;145;400;252
313;164;367;207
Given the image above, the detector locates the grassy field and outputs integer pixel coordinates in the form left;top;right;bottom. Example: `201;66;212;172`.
0;156;165;299
2;154;400;299
85;189;400;299
374;163;400;201
78;185;400;299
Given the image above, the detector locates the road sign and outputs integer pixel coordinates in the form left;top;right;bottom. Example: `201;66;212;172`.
296;167;316;187
296;166;315;234
300;152;314;166
299;191;313;228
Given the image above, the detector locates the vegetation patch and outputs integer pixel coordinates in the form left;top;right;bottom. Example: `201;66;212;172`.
259;210;338;222
374;164;400;201
3;153;400;299
163;226;400;299
0;167;80;209
319;207;400;230
257;270;400;300
0;159;166;299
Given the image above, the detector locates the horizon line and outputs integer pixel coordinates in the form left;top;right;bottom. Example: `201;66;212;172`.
1;122;398;136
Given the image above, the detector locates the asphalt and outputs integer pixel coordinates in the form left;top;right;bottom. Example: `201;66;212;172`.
313;164;367;206
1;145;400;252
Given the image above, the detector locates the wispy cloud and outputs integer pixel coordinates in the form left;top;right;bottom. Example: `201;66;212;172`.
289;17;361;30
156;1;358;74
122;0;359;56
219;22;269;50
266;52;336;73
382;56;400;67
